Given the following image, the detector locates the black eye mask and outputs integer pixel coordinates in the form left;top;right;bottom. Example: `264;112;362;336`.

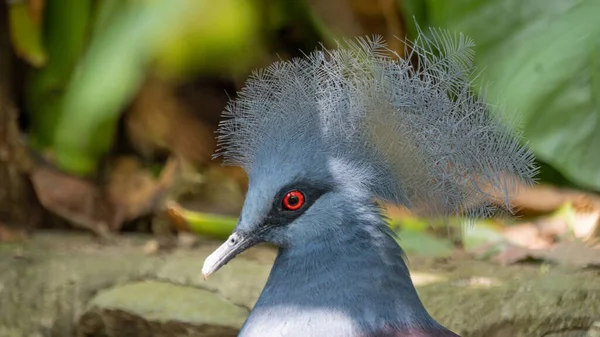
263;181;333;227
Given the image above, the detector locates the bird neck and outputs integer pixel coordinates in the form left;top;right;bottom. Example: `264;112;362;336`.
247;207;453;335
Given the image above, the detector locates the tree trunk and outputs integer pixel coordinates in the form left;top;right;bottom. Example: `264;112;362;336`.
0;2;41;239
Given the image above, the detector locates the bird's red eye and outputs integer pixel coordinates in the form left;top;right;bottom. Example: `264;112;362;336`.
282;190;305;211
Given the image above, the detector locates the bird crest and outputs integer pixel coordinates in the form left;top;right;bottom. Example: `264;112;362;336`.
214;26;538;221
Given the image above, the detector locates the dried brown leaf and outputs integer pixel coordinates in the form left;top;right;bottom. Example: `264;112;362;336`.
502;223;552;249
125;79;216;167
307;0;406;56
106;156;178;224
510;183;600;215
27;0;45;25
491;240;600;268
30;166;117;236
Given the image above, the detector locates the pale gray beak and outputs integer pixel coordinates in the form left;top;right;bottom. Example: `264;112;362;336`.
202;232;261;279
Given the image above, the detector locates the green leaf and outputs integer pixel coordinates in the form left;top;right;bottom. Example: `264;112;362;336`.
153;0;262;78
90;0;125;39
53;0;183;174
461;220;505;252
8;2;47;67
404;0;600;191
26;0;93;149
167;202;238;239
395;229;455;258
52;0;263;175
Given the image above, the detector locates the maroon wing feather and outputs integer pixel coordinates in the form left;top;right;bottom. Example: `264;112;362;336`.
367;326;461;337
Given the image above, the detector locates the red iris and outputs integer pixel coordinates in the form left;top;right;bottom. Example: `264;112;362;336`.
282;190;305;211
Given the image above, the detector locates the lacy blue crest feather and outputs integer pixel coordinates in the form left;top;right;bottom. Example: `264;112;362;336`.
214;26;538;219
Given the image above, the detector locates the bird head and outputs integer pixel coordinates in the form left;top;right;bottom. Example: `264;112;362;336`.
202;29;537;279
201;115;372;278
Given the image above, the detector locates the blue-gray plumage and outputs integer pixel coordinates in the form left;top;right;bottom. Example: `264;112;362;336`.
202;26;537;337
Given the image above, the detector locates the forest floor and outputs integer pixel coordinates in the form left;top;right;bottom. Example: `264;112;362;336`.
0;230;599;337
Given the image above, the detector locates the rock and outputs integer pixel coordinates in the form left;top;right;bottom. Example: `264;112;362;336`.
77;281;247;337
587;321;600;337
0;231;599;337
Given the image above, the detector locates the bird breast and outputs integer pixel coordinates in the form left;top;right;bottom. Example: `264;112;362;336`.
238;306;361;337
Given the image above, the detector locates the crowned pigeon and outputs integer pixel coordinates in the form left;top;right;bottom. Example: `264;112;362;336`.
202;26;537;337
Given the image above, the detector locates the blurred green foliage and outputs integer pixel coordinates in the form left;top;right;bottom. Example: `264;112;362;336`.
6;0;600;192
16;0;279;175
53;0;265;174
404;0;600;191
8;1;46;66
26;0;92;151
